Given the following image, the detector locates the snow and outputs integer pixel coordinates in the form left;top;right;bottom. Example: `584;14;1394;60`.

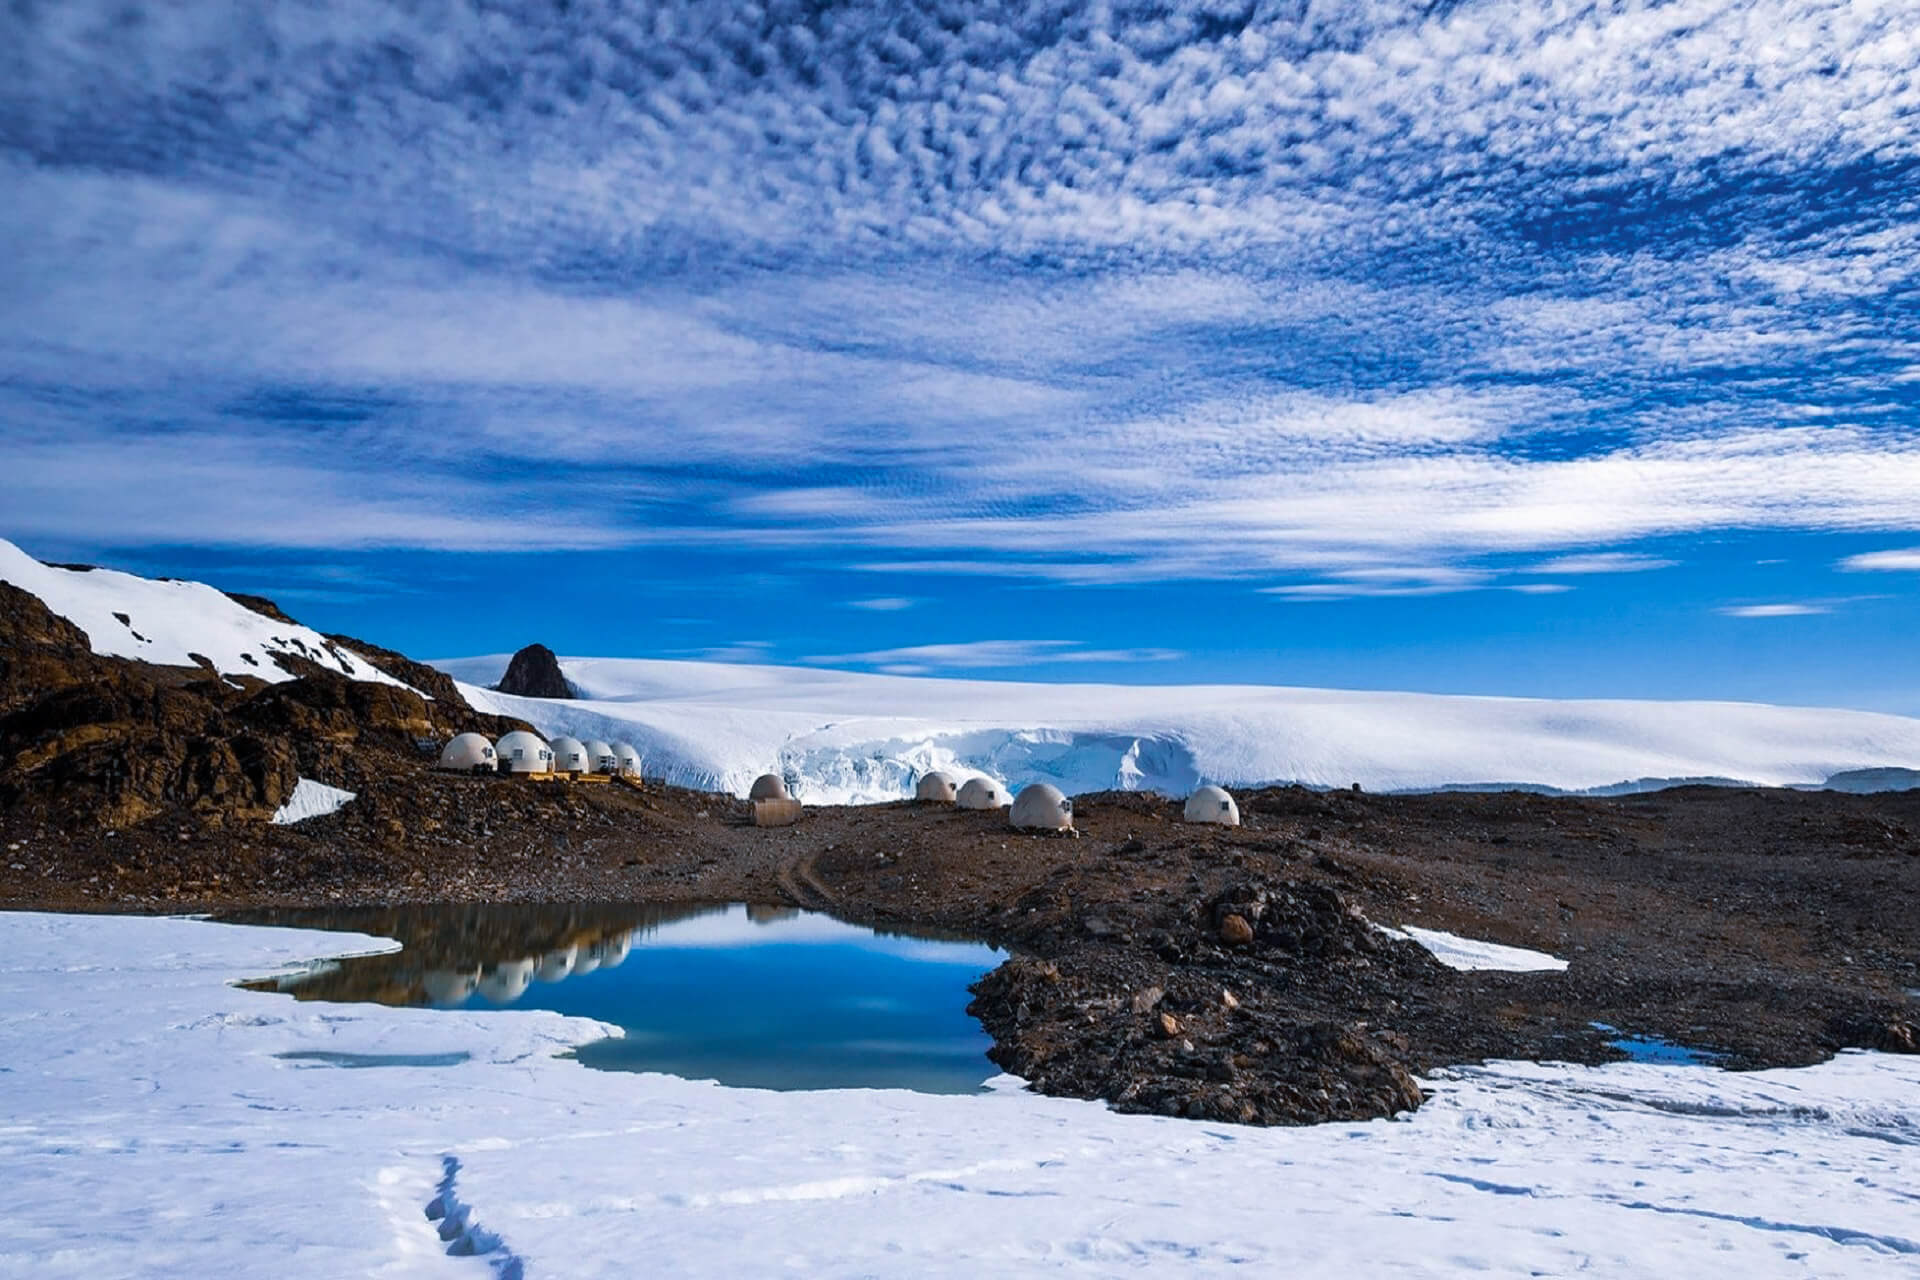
0;537;414;690
1381;925;1570;973
271;778;358;825
436;653;1920;803
4;911;1918;1277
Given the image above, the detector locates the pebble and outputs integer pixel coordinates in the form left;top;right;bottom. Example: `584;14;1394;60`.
1219;913;1255;946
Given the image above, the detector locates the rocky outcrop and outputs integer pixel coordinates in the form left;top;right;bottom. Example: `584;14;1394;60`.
967;874;1432;1125
496;644;572;699
0;581;526;829
0;584;297;826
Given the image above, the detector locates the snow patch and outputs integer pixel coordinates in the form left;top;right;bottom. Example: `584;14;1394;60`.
3;911;1919;1277
0;538;416;690
271;778;357;825
439;653;1920;802
1380;925;1570;973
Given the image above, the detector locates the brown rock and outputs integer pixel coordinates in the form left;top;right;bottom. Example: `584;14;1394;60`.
1219;913;1255;946
1157;1011;1183;1038
1131;985;1165;1013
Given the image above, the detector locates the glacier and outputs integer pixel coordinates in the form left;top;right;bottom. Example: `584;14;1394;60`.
436;653;1920;803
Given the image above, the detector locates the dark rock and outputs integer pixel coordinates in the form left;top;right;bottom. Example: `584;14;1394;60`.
496;644;573;699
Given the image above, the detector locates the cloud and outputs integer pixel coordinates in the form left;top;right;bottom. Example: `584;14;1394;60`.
1839;548;1920;572
845;597;916;612
802;640;1184;673
3;0;1920;589
1527;554;1679;575
1719;604;1830;618
681;641;777;664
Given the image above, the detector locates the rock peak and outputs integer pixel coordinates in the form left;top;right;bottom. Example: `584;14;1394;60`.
497;644;573;699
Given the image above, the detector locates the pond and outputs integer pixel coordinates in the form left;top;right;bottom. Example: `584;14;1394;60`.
237;902;1007;1094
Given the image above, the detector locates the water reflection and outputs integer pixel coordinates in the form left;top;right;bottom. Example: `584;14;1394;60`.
234;902;1007;1094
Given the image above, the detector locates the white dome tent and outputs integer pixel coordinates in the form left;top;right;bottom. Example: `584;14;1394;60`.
436;732;496;773
956;777;1007;810
1010;782;1073;831
914;770;958;803
583;739;617;773
494;731;553;774
1184;785;1241;826
550;736;590;775
749;773;789;801
611;742;643;776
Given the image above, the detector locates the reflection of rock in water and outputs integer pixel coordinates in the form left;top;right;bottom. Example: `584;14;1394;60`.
231;901;723;1007
746;904;801;925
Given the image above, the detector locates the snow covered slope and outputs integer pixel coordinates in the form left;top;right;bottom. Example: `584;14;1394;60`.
0;538;411;689
438;653;1920;802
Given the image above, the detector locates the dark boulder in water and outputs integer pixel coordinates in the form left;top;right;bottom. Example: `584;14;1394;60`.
496;644;573;699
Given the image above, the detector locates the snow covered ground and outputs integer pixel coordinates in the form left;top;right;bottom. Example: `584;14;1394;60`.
4;911;1917;1277
439;653;1920;803
0;537;412;689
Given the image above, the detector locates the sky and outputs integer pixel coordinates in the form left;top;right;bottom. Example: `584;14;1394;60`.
3;0;1919;711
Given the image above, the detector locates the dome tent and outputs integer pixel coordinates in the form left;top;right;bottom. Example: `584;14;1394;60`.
494;730;553;774
1010;782;1073;831
915;770;959;802
915;770;958;803
749;773;789;801
437;732;496;772
611;742;642;776
956;777;1007;810
583;739;617;773
1184;785;1241;827
550;736;590;774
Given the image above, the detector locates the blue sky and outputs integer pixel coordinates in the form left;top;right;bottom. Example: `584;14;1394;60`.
3;1;1919;710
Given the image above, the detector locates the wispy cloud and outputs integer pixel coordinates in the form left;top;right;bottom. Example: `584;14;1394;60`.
1839;548;1920;572
1528;554;1679;575
845;597;916;612
1719;604;1830;618
802;640;1184;675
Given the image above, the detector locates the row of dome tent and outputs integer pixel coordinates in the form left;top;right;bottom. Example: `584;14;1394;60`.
436;730;642;777
906;771;1243;829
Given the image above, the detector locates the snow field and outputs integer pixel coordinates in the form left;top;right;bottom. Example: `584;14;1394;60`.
440;653;1920;803
2;912;1917;1278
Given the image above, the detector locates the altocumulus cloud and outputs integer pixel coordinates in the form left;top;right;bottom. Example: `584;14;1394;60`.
2;0;1919;584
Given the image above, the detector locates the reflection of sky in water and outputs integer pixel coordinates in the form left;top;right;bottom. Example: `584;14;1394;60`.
464;905;1006;1094
1591;1023;1724;1067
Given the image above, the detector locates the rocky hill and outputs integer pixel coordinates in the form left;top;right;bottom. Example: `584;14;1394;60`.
0;572;526;832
